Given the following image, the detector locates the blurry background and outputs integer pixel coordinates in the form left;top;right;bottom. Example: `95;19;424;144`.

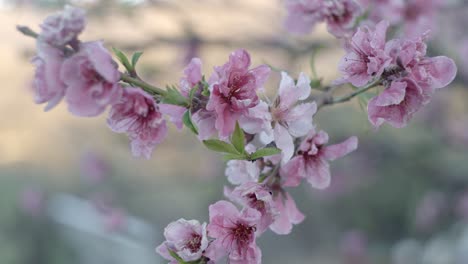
1;0;468;263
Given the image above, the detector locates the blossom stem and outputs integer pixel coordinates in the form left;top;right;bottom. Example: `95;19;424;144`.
317;80;381;109
120;73;167;97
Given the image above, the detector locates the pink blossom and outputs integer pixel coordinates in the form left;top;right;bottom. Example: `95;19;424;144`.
107;87;167;159
270;72;317;164
207;200;262;264
156;219;209;263
384;36;457;94
410;56;457;93
362;0;445;38
39;5;86;46
192;110;217;140
160;58;201;130
285;0;361;37
338;20;391;87
207;49;270;139
284;0;324;34
322;0;362;37
225;145;260;185
225;182;276;234
238;100;273;137
358;0;404;25
281;129;358;189
61;41;122;117
367;79;428;128
269;192;305;235
370;36;456;128
401;0;444;38
32;42;67;111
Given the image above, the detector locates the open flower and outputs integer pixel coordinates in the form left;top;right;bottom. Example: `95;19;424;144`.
285;0;361;37
39;5;86;46
284;0;324;34
225;182;276;234
367;78;428;128
156;219;209;264
269;72;317;164
338;20;391;87
61;41;122;116
269;192;305;235
107;87;167;159
281;129;358;189
207;200;262;264
225;145;260;185
32;42;67;111
322;0;362;37
207;49;270;139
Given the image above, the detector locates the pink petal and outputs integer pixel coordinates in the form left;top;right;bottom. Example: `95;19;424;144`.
322;136;358;161
274;124;295;165
305;157;331;189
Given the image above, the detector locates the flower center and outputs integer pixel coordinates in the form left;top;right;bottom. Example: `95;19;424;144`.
231;222;256;247
185;233;202;253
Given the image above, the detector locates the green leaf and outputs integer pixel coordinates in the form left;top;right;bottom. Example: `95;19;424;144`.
161;85;189;107
112;47;132;72
223;153;248;161
182;110;198;135
250;147;281;160
231;122;245;154
203;140;239;154
131;51;143;68
188;83;199;101
200;76;210;97
168;249;185;263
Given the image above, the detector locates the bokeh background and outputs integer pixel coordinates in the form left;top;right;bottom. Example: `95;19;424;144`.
1;0;468;263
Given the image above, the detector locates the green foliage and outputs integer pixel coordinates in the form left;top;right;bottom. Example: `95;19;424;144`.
131;51;143;69
182;110;198;135
161;85;190;107
250;147;282;160
112;47;132;73
202;139;239;154
231;123;246;154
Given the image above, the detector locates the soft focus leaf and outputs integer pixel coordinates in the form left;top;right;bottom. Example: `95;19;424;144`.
131;51;143;68
168;249;185;263
223;153;248;161
112;47;132;72
250;147;281;160
182;110;198;135
161;86;189;107
203;140;239;154
231;122;245;154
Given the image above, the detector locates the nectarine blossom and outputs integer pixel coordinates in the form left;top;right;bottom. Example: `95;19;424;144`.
107;88;167;159
61;41;122;116
156;219;209;263
281;130;358;189
207;49;270;139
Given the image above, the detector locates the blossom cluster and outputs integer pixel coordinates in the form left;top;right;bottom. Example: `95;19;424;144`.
285;0;362;37
20;3;458;264
156;49;358;264
338;21;456;128
285;0;447;38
